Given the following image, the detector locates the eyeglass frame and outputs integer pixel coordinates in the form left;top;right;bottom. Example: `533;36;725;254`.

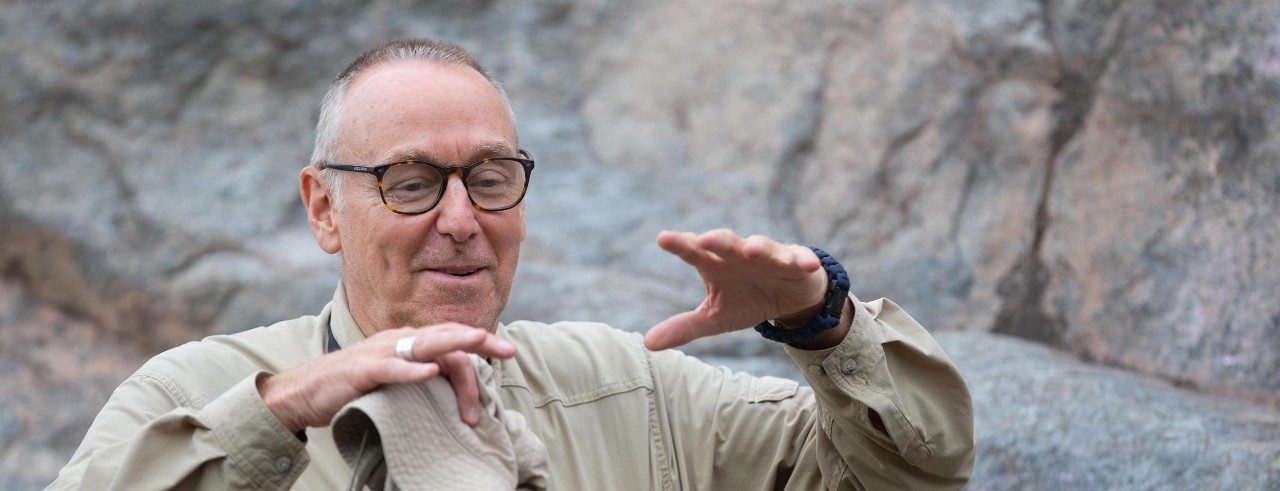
320;149;535;215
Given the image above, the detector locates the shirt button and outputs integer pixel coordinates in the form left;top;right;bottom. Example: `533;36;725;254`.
841;362;856;375
276;457;293;473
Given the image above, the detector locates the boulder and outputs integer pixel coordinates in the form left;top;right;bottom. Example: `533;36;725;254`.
939;331;1280;489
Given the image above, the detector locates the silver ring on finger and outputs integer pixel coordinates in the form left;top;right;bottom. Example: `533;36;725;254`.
395;336;417;362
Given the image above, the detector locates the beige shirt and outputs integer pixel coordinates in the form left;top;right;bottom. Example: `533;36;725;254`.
50;285;974;490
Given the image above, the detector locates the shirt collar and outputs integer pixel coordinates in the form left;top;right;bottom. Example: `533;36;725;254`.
329;282;367;350
492;322;525;389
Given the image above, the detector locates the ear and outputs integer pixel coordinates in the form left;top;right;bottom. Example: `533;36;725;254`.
300;166;342;254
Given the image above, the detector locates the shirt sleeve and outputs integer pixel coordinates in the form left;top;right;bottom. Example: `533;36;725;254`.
784;296;975;489
47;370;310;491
648;294;974;490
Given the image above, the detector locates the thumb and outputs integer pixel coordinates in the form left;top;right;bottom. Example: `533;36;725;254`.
644;310;717;351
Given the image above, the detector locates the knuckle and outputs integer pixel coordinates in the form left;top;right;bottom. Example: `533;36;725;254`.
440;351;467;368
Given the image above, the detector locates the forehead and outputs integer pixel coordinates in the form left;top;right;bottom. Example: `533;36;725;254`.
337;60;516;163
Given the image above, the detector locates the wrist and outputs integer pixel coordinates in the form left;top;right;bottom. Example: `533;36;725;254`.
754;246;850;345
258;373;306;434
787;298;853;350
774;304;822;329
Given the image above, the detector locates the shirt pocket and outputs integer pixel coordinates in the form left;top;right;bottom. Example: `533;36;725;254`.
747;376;800;403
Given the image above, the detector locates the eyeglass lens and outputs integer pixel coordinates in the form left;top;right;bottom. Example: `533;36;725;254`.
381;159;527;213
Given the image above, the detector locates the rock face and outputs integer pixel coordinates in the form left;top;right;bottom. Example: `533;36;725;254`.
0;277;153;490
2;0;1277;488
939;332;1280;489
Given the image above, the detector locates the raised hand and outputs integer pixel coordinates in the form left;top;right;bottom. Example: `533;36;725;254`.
644;229;833;351
258;323;516;433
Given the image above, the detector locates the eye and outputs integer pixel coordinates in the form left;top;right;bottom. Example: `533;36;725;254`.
382;164;442;197
394;180;429;192
387;177;432;192
468;169;510;189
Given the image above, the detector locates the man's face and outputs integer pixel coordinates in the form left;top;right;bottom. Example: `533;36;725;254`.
331;60;524;333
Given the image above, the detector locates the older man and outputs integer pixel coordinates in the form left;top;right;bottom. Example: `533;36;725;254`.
52;39;974;489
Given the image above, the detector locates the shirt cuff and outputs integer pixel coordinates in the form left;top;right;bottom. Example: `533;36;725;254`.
784;294;883;382
783;295;934;465
201;372;310;489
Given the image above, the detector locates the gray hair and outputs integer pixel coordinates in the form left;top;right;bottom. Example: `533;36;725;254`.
308;39;517;209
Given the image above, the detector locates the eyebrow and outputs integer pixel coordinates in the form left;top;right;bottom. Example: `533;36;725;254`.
381;142;516;165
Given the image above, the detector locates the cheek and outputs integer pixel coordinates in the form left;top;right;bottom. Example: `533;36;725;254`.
509;203;524;241
481;214;525;258
343;211;412;264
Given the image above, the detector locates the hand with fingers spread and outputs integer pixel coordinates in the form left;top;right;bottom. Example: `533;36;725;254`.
644;229;850;351
257;323;516;433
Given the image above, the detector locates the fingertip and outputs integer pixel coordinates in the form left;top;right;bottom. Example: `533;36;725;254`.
656;230;693;251
796;246;822;270
490;337;517;358
495;337;515;350
643;330;669;351
644;316;697;351
423;362;441;376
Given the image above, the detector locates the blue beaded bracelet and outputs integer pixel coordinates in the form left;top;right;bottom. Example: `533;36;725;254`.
754;246;850;344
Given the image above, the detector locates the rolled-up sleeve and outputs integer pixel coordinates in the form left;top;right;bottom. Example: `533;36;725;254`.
49;370;309;491
649;295;973;490
785;296;975;489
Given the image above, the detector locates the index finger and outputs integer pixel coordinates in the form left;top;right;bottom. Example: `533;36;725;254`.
403;324;516;362
657;230;723;268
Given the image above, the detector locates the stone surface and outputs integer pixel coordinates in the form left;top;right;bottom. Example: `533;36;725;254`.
0;277;152;490
2;0;1278;488
1036;0;1280;402
939;331;1280;489
569;0;1280;403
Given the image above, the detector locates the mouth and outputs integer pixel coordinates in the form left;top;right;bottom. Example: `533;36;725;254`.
427;267;483;277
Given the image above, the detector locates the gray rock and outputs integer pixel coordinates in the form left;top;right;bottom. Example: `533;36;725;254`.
567;0;1280;402
939;331;1280;489
0;277;152;490
1035;0;1280;404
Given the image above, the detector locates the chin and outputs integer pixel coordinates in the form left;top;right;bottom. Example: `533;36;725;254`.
417;304;501;331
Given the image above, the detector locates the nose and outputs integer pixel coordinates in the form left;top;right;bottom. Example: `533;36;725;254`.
433;174;481;242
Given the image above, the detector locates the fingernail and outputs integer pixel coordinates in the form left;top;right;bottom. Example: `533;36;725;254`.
467;407;480;424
